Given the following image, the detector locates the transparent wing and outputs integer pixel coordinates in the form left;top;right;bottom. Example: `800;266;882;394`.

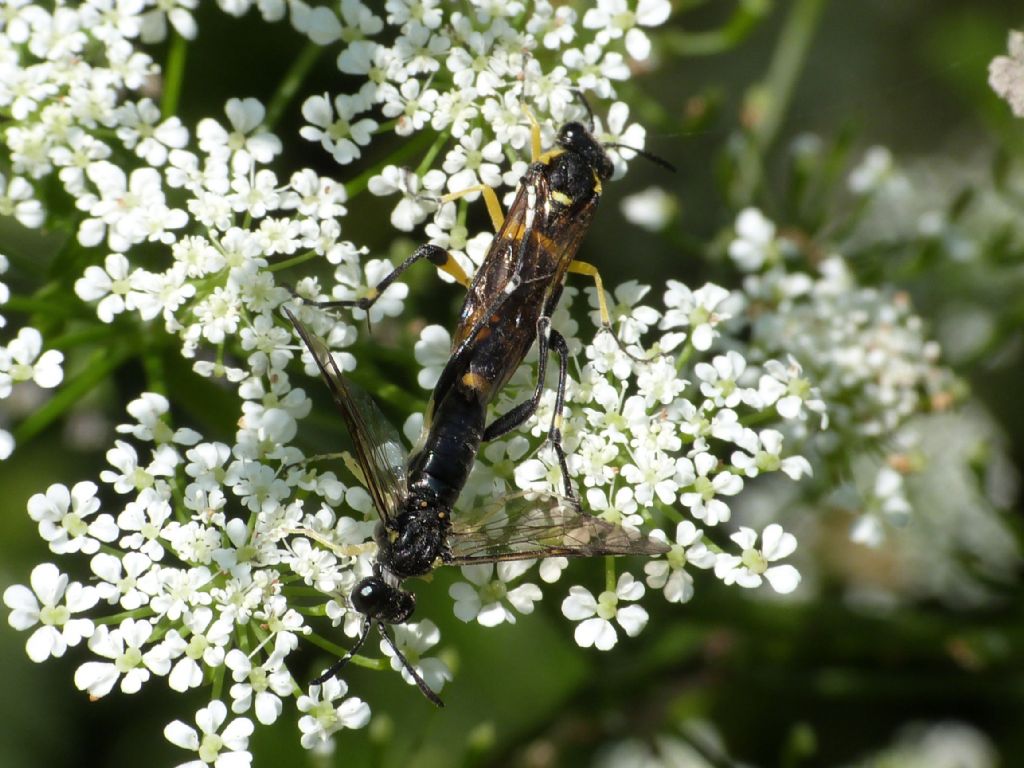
447;491;670;563
285;307;407;524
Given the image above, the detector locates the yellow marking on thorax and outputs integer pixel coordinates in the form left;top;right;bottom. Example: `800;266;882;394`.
550;190;573;206
537;147;566;165
592;170;603;195
461;371;489;390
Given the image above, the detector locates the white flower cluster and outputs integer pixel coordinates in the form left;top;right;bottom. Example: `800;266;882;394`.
0;0;815;760
989;29;1024;118
730;207;950;441
415;279;813;650
725;206;963;548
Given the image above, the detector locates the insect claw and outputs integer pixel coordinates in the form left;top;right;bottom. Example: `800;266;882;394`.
597;323;656;364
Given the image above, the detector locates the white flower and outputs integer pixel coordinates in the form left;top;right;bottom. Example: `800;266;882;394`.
4;562;97;662
731;429;812;481
166;609;234;692
449;561;542;626
728;208;779;272
0;429;13;460
290;1;343;44
140;0;198;42
714;524;801;594
74;618;172;697
620;186;676;232
597;101;647;177
224;645;294;725
366;164;442;231
114;98;189;166
586;485;643;529
297;677;370;749
300;90;378;165
757;356;827;426
587;279;661;345
27;480;118;555
582;0;671;60
74;253;135;323
164;700;254;768
117;392;201;445
331;258;409;324
644;521;716;603
77;162;185;251
379;78;439;136
660;282;731;351
848;146;895;195
621;445;682;506
695;351;755;409
90;551;154;610
561;573;648;651
442;128;504;192
197;98;281;174
678;452;743;526
989;30;1024;117
0;326;64;391
0;172;44;228
414;324;451;389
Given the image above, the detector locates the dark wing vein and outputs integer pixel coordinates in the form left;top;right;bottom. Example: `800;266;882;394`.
447;491;670;564
285;307;407;523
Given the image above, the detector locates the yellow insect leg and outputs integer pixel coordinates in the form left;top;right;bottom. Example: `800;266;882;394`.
441;184;504;232
568;260;613;327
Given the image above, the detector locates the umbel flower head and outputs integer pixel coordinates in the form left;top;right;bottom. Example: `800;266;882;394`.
0;0;962;762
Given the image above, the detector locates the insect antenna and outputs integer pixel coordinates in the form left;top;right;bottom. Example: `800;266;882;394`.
378;624;445;708
568;88;676;172
604;142;676;173
311;617;373;685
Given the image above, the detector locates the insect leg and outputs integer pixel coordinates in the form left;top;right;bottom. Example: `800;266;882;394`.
311;617;373;685
441;185;505;232
568;259;651;362
377;623;445;708
567;259;612;328
483;316;575;501
310;243;470;313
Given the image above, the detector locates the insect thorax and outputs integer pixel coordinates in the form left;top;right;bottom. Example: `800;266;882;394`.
383;497;452;578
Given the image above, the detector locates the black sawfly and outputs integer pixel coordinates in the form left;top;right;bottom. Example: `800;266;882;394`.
286;116;669;706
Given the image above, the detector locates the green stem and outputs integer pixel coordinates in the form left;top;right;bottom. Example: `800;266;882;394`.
305;632;387;671
751;0;825;152
415;130;450;177
265;42;323;130
735;0;825;202
267;249;320;273
604;556;617;593
141;335;168;398
161;32;188;117
344;129;440;198
41;324;121;350
2;295;90;319
661;0;771;56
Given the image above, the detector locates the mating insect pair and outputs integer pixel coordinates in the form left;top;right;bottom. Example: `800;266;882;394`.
286;114;669;706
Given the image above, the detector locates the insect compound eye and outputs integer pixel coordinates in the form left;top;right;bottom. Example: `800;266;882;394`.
558;121;585;152
351;576;383;614
351;576;416;623
558;121;613;180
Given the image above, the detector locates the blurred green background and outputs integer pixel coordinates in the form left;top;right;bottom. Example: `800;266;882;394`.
2;1;1023;766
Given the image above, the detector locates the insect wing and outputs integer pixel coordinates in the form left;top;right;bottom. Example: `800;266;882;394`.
447;491;669;563
285;307;407;523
